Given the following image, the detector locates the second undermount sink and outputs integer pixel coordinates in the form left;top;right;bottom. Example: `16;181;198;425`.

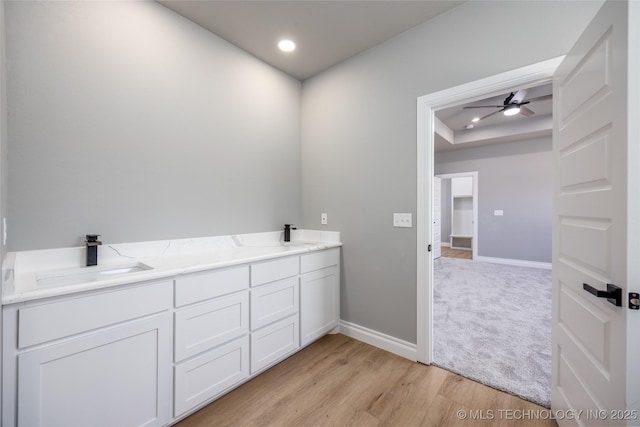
36;262;153;287
281;241;317;248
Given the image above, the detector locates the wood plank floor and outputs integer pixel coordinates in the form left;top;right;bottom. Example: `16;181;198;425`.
440;246;472;259
175;334;556;427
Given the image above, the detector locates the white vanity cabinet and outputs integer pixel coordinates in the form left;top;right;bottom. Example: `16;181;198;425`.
2;244;341;426
300;248;340;346
173;266;250;417
2;281;173;427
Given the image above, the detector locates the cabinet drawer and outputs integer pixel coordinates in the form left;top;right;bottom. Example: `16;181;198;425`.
174;335;249;417
18;281;172;349
175;266;249;307
300;248;339;274
251;314;299;374
175;291;249;362
250;256;298;287
250;277;299;331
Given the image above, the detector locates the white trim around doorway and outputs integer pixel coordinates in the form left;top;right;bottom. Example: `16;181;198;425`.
415;56;563;365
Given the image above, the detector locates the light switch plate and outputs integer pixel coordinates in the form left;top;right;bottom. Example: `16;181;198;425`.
393;213;412;228
494;210;504;216
321;213;328;225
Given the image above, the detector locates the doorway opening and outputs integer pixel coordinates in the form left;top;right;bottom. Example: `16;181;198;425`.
416;57;562;366
434;171;478;261
416;59;561;407
431;116;553;404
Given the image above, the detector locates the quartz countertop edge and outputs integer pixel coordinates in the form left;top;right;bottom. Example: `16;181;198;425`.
2;230;341;305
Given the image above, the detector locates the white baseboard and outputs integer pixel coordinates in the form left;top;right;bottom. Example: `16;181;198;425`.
339;320;417;361
440;242;450;248
475;255;552;270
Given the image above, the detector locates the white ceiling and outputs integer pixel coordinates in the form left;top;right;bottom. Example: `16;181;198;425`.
157;1;464;81
434;83;553;152
157;1;551;151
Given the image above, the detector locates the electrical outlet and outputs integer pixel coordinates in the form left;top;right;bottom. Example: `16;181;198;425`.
393;213;412;228
321;213;328;225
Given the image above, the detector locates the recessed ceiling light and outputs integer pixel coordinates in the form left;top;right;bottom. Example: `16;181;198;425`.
503;105;520;116
471;117;480;123
278;39;296;52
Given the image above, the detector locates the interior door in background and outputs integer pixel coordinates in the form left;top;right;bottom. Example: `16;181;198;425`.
552;0;639;424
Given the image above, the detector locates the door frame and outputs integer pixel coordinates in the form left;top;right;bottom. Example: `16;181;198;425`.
435;171;478;259
416;57;563;364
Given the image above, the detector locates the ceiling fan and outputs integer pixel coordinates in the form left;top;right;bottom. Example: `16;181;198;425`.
463;89;552;121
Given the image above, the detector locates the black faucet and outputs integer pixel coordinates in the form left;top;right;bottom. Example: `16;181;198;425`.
283;224;296;242
86;234;102;266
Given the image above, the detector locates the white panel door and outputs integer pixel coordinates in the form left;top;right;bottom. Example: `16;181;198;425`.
432;176;442;259
552;0;639;424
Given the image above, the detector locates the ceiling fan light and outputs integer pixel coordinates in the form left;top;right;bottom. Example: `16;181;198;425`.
503;105;520;116
471;117;480;123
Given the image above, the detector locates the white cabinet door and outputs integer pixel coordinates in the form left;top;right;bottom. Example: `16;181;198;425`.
17;314;171;427
300;266;338;346
451;176;473;197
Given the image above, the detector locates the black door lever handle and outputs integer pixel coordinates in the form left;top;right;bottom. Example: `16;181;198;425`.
583;283;622;307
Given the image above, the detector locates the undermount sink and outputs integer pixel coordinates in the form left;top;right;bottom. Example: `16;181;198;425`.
281;241;317;247
36;262;153;287
238;241;317;248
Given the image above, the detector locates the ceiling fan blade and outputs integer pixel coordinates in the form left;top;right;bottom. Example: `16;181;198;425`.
510;89;529;104
478;109;502;121
526;94;552;103
463;105;503;109
519;106;535;117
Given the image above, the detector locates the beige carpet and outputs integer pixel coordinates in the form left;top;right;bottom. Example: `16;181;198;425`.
432;257;552;407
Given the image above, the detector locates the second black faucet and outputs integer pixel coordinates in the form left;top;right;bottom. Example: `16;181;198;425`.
283;224;296;242
86;234;102;266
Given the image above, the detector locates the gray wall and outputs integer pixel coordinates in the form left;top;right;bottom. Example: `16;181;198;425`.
300;1;602;344
1;0;7;259
436;138;552;263
6;1;301;251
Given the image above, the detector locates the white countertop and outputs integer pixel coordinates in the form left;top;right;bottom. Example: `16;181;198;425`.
2;229;341;305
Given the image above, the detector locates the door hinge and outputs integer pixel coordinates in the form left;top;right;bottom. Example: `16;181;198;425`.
629;292;639;310
428;244;432;252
